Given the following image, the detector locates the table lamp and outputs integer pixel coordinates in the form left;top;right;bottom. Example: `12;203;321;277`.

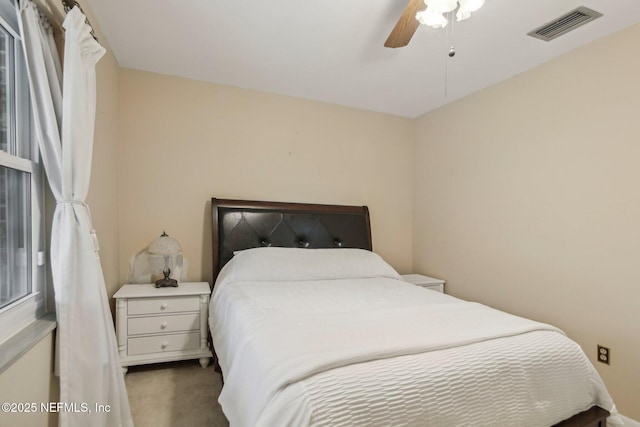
148;231;183;287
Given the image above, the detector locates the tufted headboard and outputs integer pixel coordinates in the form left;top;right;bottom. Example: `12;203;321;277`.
211;198;372;280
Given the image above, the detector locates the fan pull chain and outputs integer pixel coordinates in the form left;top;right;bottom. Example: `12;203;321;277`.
448;10;456;57
444;11;456;98
444;43;448;98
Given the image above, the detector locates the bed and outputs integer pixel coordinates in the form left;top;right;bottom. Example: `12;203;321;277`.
208;197;621;427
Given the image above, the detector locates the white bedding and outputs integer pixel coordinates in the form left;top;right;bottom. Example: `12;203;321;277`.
209;248;621;427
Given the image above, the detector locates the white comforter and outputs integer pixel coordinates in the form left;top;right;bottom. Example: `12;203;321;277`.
209;248;621;427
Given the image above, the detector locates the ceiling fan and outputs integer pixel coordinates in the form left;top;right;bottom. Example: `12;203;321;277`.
384;0;486;48
384;0;425;48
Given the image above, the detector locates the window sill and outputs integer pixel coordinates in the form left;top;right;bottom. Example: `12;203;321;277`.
0;313;57;375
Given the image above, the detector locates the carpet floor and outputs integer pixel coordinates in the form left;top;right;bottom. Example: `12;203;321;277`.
125;360;229;427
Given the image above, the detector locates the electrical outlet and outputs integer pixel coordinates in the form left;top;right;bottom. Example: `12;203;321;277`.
597;345;610;365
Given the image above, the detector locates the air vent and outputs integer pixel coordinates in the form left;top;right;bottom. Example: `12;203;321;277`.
528;7;603;42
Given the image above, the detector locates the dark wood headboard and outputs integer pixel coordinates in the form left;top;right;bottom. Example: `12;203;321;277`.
211;198;372;280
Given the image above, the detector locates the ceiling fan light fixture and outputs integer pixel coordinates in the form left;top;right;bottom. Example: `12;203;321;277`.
385;0;487;48
416;8;449;28
417;0;486;28
425;0;458;14
456;0;485;21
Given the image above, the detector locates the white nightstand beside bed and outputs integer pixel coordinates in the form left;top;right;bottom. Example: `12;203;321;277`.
401;273;445;293
114;282;212;374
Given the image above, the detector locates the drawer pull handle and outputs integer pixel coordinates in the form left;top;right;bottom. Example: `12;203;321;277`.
160;322;168;330
160;303;168;310
161;341;168;350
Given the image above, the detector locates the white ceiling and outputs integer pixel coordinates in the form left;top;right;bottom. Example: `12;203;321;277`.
85;0;640;118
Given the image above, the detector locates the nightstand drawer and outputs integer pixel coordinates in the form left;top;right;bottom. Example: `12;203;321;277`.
127;332;201;356
127;313;200;336
128;296;199;315
421;284;444;293
401;274;445;293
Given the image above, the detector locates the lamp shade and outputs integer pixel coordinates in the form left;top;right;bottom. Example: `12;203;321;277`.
148;231;182;256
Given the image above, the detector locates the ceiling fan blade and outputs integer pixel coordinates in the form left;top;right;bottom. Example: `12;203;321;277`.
384;0;425;48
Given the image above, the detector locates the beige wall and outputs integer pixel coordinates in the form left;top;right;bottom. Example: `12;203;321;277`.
117;70;414;285
0;334;55;427
413;24;640;418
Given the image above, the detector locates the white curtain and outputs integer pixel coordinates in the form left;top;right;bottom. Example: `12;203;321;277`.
18;2;133;426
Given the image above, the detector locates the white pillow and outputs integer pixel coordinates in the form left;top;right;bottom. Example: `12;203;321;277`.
219;247;400;284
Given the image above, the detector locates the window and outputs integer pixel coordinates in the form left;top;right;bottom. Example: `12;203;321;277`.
0;0;46;345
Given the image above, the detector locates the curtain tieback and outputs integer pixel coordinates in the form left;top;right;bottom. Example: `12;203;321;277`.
56;200;101;255
57;199;87;206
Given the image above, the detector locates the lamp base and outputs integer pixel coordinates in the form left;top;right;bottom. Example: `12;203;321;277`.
155;269;178;288
155;277;178;288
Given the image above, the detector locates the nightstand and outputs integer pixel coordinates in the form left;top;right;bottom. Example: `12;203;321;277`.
113;282;212;374
401;274;445;293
